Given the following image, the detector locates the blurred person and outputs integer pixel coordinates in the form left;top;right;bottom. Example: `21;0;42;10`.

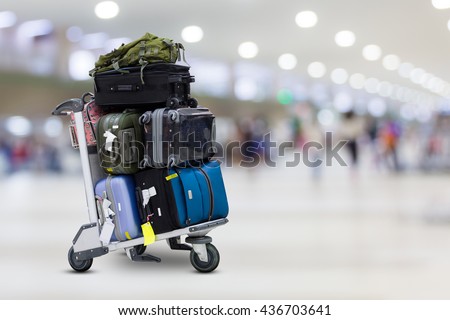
379;118;402;172
10;139;31;173
302;117;325;179
337;111;366;170
0;137;12;174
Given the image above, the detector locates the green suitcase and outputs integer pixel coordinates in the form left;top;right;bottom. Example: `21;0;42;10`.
96;112;144;174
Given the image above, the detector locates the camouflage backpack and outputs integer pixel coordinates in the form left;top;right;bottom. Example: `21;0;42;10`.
89;32;186;77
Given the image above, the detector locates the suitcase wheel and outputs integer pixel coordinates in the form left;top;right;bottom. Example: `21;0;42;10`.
190;243;220;273
166;97;180;108
188;98;198;108
68;247;93;272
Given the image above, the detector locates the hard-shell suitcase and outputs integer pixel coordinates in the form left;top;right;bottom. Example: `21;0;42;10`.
95;175;142;242
134;160;229;232
96;112;144;174
139;107;216;168
93;63;198;108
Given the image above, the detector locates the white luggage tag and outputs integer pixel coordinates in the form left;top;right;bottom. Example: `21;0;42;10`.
100;198;116;245
103;130;117;152
141;186;157;207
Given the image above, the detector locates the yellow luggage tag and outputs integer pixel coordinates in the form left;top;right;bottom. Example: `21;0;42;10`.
141;218;155;246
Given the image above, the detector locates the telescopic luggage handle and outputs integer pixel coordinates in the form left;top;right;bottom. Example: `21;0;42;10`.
52;98;84;116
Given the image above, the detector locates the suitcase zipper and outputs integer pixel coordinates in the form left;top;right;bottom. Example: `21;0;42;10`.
198;167;214;221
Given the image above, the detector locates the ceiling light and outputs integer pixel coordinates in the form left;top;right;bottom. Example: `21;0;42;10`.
181;25;204;43
432;0;450;9
0;11;17;29
364;77;379;94
6;116;32;137
335;30;355;47
278;53;297;70
398;62;414;78
410;68;426;84
447;19;450;31
317;109;335;126
333;92;353;113
69;50;96;81
382;54;401;70
307;62;326;78
95;1;119;19
377;81;393;97
362;44;382;61
367;98;387;117
330;68;348;84
238;42;258;59
349;73;365;89
295;11;318;28
66;26;83;43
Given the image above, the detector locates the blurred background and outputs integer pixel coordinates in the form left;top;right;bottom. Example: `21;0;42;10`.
2;0;450;299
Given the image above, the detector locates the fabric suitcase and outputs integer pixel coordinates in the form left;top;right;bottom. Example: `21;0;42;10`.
95;175;142;242
96;112;144;174
93;63;197;108
134;160;228;233
139;107;216;168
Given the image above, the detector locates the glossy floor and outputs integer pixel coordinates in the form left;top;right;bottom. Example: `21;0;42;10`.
1;162;450;299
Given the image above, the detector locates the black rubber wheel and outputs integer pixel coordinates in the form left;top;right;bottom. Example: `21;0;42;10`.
166;97;180;108
134;244;146;255
190;243;220;273
68;247;93;272
188;98;198;108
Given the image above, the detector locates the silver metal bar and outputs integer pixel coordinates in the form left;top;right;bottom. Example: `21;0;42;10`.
74;111;98;224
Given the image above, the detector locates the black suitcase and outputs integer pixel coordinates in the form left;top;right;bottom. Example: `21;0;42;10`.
139;106;216;168
134;168;179;234
93;63;198;108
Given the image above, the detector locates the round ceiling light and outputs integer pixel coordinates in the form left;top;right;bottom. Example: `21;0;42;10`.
181;25;204;43
362;44;382;61
295;11;318;28
307;61;326;78
278;53;297;70
238;42;259;59
95;1;119;19
334;30;356;47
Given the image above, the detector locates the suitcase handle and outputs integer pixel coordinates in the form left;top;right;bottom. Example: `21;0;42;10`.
52;98;84;116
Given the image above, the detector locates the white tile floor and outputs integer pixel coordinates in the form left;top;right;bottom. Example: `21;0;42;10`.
1;161;450;299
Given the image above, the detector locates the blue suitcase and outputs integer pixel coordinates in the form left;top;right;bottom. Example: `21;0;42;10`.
169;160;229;227
95;175;142;242
134;160;229;232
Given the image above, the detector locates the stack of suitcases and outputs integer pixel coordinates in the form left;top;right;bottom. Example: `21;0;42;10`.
53;32;229;273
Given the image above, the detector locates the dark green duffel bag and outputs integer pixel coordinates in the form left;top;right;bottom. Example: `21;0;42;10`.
96;112;144;174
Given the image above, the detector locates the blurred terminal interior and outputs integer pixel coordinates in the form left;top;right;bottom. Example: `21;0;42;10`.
1;0;450;174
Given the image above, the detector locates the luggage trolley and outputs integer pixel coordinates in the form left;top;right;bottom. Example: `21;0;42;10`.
52;94;228;273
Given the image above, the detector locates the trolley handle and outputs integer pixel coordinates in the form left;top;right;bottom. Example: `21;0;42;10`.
52;98;84;116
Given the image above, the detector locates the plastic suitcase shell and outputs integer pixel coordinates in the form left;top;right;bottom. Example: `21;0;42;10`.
96;112;144;174
139;107;216;168
95;175;142;242
93;63;197;108
169;160;229;227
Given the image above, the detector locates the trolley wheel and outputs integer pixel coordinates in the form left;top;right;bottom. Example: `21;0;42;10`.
68;247;93;272
134;244;146;255
188;98;198;108
190;243;220;273
166;97;180;108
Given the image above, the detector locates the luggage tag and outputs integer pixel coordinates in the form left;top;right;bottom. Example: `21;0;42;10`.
141;186;157;207
103;130;117;152
142;217;156;246
100;198;116;245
